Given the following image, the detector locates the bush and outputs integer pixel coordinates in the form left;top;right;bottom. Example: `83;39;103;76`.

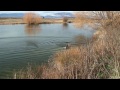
63;17;68;23
23;12;42;25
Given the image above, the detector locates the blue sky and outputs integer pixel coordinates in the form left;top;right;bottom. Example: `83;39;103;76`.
0;11;75;16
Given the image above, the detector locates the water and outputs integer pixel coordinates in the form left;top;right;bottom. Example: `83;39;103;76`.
0;23;95;78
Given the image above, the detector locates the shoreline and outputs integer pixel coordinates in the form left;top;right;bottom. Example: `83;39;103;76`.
0;18;74;25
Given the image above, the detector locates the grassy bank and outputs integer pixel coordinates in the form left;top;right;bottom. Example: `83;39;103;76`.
13;11;120;79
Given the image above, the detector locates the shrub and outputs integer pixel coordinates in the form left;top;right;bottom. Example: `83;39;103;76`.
63;17;68;23
23;12;42;25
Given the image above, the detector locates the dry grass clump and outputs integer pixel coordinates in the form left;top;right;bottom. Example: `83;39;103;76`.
75;35;92;45
14;64;46;79
23;12;42;25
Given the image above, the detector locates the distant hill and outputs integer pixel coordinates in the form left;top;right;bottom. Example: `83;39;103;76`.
55;12;75;17
0;12;75;18
44;12;75;18
0;13;25;18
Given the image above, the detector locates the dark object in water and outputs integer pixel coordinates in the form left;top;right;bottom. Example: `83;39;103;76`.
66;43;71;49
68;21;72;23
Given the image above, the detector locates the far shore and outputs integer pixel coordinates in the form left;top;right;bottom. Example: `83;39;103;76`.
0;18;75;25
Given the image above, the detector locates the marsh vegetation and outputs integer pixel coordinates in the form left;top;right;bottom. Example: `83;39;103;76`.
0;11;119;79
13;11;120;79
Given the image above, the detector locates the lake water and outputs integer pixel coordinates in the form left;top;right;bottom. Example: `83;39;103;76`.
0;23;95;78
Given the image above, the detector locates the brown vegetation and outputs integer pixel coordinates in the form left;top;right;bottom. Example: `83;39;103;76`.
63;17;68;23
0;18;24;24
74;12;95;28
14;11;120;79
23;12;42;25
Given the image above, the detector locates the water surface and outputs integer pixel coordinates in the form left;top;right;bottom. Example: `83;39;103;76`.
0;24;95;78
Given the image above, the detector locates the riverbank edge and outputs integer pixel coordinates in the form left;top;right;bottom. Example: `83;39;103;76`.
0;18;74;25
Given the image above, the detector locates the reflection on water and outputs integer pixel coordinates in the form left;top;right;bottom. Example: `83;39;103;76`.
63;23;68;29
25;25;41;36
25;25;41;49
73;23;84;28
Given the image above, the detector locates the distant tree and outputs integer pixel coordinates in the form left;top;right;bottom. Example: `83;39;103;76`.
63;17;68;23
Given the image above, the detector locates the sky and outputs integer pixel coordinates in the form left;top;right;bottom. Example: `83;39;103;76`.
0;11;75;16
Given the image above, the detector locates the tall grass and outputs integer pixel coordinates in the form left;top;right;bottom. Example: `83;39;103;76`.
23;12;42;25
14;11;120;79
